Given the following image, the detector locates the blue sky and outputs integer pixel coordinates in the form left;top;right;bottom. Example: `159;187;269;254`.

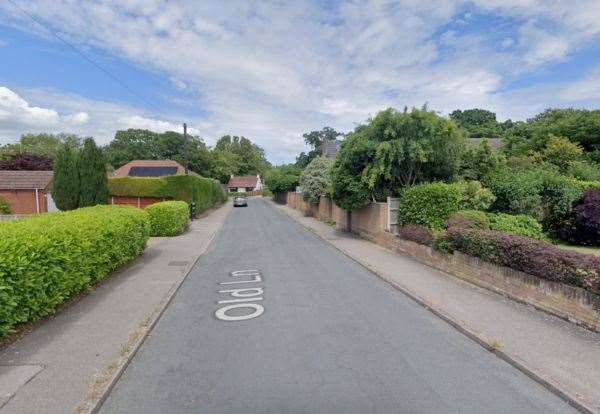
1;1;599;163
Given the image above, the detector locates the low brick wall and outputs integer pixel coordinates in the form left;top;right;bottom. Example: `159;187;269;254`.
391;237;600;332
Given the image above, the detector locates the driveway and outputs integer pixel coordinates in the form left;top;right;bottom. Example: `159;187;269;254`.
100;198;576;414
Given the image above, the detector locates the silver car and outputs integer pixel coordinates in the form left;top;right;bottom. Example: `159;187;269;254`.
233;196;248;207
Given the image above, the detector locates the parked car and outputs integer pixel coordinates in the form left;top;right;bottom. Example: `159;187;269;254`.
233;196;248;207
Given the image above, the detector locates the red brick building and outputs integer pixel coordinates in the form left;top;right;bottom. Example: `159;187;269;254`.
0;171;55;214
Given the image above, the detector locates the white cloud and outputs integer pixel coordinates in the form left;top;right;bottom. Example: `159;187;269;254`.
0;86;60;127
1;1;600;162
120;115;200;135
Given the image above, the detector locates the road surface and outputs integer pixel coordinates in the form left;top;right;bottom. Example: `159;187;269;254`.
100;198;576;414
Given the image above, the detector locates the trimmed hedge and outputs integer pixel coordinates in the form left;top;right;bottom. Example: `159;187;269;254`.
487;213;546;240
108;175;226;217
0;196;10;214
446;227;600;293
398;224;434;246
0;205;150;336
146;201;189;236
445;210;489;230
399;182;462;229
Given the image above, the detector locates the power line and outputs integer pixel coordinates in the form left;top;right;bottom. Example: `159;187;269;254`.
7;0;165;115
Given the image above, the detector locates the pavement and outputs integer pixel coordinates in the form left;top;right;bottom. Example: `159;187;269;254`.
99;198;578;414
0;202;232;414
272;199;600;413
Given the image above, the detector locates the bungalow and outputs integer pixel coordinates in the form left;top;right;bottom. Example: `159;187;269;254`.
113;159;187;177
227;174;262;193
0;170;57;214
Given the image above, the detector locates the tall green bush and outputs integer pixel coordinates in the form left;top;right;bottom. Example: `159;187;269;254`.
0;205;150;336
146;201;189;236
399;182;462;229
79;138;109;207
487;213;545;240
52;144;80;210
299;156;334;203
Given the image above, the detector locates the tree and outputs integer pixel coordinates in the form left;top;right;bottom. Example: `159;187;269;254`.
53;144;80;211
539;135;583;172
0;153;53;170
214;135;270;177
0;133;81;160
265;164;301;193
450;109;501;138
460;139;503;180
79;138;108;207
331;107;465;211
299;127;342;166
299;156;334;203
209;150;241;183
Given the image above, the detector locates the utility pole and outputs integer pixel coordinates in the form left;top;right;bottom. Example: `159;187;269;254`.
183;122;189;174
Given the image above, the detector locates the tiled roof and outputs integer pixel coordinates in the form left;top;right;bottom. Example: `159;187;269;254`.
227;175;258;188
113;160;186;177
0;170;53;190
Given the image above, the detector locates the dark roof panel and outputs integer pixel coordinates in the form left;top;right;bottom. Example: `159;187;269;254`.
128;166;178;177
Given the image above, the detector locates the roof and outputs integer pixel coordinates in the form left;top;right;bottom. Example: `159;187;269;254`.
113;160;186;177
227;175;258;188
0;170;53;190
323;139;342;158
129;166;179;177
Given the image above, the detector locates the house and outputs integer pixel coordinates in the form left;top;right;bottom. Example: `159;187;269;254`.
322;139;342;158
113;159;187;177
227;175;263;193
0;170;56;214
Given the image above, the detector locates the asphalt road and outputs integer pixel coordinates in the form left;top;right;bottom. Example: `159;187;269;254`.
100;198;577;414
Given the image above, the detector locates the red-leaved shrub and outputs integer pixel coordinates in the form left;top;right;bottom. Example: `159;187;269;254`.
398;224;434;246
559;189;600;246
446;227;600;293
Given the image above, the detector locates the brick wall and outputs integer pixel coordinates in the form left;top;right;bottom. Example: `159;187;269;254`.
0;189;48;214
391;238;600;333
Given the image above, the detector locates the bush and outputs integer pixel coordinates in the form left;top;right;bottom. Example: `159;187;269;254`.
0;196;10;214
446;210;489;230
487;213;545;240
398;225;434;246
299;156;334;203
558;189;600;245
456;181;496;210
566;161;600;181
146;201;189;236
398;182;461;229
108;175;226;217
446;227;600;292
0;205;150;336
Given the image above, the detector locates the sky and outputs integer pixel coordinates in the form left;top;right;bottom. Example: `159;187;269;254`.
0;1;600;164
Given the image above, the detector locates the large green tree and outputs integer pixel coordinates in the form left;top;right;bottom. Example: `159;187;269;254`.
53;144;80;211
265;164;301;193
450;109;501;138
214;135;270;177
503;108;600;156
0;133;81;160
331;107;465;210
79;138;109;207
296;127;342;168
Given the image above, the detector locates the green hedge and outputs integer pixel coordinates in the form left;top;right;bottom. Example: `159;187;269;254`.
487;213;546;240
0;205;150;336
146;201;189;236
0;196;10;214
445;210;490;230
108;175;227;217
399;182;462;229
